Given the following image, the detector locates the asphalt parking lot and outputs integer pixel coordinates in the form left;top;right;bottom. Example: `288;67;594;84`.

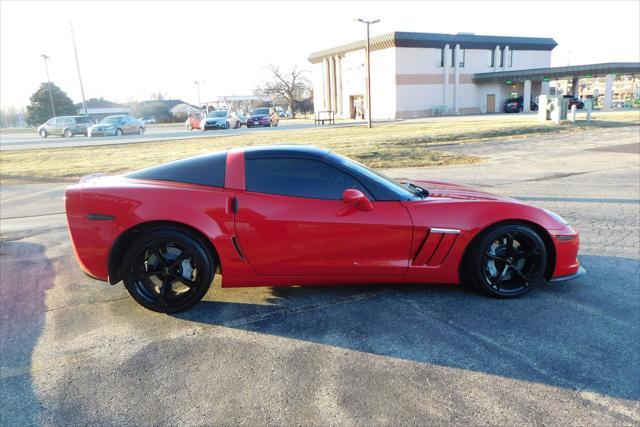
1;126;639;425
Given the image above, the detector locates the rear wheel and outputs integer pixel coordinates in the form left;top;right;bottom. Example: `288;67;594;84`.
63;129;73;138
138;127;144;135
464;224;547;298
122;229;215;313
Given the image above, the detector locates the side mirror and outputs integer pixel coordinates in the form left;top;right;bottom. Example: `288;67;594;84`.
342;189;372;211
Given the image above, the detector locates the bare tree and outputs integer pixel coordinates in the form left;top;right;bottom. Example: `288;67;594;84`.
257;64;311;118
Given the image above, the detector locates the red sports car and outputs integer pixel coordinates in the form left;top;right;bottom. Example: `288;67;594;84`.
65;146;585;313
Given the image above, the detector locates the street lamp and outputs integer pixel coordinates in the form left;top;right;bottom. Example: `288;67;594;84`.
40;54;56;117
357;18;379;128
194;80;204;110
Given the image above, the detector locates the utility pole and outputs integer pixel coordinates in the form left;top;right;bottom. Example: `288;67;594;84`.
357;18;379;128
70;22;88;116
195;80;204;111
40;54;56;117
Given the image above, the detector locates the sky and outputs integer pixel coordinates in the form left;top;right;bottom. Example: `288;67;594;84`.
1;0;639;109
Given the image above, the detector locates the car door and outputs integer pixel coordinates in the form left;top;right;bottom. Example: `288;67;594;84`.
50;118;63;135
235;157;414;277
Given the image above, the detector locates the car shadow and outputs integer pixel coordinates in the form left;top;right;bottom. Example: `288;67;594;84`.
174;254;639;401
0;241;54;425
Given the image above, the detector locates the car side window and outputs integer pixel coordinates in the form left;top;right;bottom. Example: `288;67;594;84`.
64;118;74;125
245;158;372;200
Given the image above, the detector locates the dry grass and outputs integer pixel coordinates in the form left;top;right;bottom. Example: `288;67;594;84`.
1;111;638;185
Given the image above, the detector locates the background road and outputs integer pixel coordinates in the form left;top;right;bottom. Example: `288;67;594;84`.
0;120;322;151
0;112;544;151
1;127;638;424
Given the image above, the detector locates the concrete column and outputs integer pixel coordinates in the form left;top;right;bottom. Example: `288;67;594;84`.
571;77;579;97
453;44;460;114
443;44;450;110
604;74;614;109
323;58;331;111
523;79;531;113
493;45;501;71
328;57;336;113
503;46;510;69
541;81;550;95
335;56;343;117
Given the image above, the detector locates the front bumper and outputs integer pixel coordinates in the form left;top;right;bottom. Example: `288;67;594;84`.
202;122;226;130
550;265;586;283
88;128;117;137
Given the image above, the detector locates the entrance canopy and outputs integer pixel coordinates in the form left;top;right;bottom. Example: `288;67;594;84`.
474;62;640;83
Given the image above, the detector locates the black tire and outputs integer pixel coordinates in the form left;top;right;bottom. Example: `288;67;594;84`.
63;128;73;138
115;128;123;137
39;129;48;138
464;223;547;298
138;127;144;135
225;121;230;129
122;229;215;313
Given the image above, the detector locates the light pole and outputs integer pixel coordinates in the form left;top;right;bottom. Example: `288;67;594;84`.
40;54;56;117
70;22;88;116
194;80;204;111
357;18;379;128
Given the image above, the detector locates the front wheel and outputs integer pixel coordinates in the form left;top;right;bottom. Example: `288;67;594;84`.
39;129;48;138
63;129;73;138
122;229;215;313
187;123;192;130
138;127;144;135
225;121;230;129
115;128;123;137
464;224;548;298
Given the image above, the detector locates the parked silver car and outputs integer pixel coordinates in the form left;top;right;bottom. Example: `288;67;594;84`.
38;115;94;138
200;110;241;130
88;115;145;137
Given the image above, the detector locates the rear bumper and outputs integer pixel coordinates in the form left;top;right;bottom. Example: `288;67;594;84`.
550;265;586;283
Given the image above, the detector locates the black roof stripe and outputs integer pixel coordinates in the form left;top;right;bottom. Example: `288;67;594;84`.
308;31;557;63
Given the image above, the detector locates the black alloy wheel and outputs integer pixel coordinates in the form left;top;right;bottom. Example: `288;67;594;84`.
122;229;215;313
466;224;547;298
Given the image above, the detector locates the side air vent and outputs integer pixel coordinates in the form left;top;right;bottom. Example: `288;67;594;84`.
412;228;460;266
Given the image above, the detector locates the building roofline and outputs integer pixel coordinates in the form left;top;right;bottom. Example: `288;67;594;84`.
473;62;640;82
308;31;557;63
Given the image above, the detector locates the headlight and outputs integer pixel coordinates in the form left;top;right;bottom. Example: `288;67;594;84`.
544;209;568;225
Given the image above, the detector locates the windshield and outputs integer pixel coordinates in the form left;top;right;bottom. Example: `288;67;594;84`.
253;108;269;115
332;154;418;199
100;116;123;124
207;111;226;118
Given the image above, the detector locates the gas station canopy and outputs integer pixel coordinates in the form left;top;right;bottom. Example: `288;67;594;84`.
473;62;640;83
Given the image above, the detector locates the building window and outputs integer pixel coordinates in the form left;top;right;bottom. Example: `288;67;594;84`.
488;49;495;67
458;49;465;67
508;49;513;67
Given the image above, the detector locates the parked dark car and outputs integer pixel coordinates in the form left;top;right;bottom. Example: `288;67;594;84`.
504;97;538;113
246;107;279;127
38;115;94;138
563;95;584;109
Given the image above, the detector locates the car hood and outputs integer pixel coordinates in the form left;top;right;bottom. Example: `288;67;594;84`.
409;180;520;203
205;117;226;122
249;115;268;119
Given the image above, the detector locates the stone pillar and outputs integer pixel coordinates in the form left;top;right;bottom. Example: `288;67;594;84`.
323;58;331;111
493;45;501;71
453;44;460;114
523;79;531;113
503;46;510;69
443;44;450;111
604;74;614;109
